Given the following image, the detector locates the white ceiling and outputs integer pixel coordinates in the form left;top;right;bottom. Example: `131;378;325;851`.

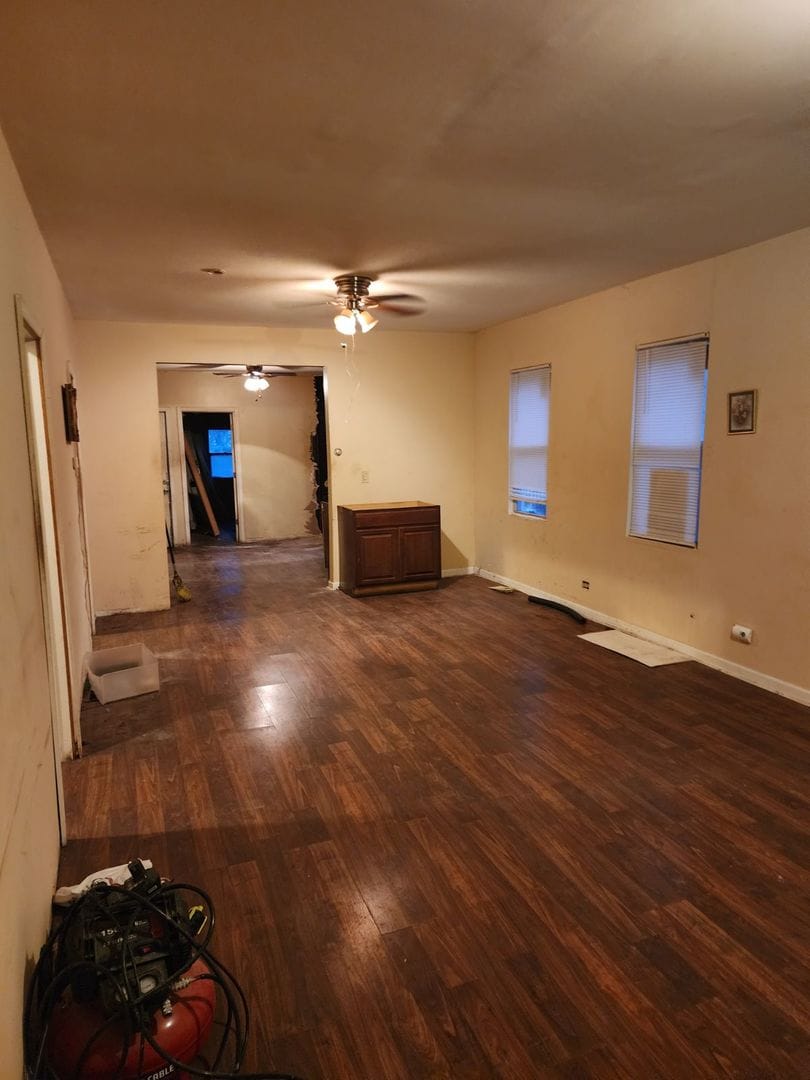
1;1;809;332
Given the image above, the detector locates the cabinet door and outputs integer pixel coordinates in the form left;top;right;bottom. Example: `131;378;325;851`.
356;528;400;585
399;524;440;580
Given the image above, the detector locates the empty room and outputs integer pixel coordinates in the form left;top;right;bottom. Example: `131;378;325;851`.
1;3;809;1078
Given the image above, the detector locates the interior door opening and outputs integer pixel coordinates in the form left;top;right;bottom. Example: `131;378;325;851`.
156;364;331;577
312;374;330;572
182;411;237;543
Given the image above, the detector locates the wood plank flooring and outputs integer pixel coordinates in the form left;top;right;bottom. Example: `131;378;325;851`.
61;537;810;1078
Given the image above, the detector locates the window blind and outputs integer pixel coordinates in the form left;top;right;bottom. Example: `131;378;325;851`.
628;337;708;546
509;365;550;515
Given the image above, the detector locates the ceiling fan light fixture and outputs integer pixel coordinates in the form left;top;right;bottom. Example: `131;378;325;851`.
244;374;269;392
355;309;378;333
328;274;422;334
334;308;356;335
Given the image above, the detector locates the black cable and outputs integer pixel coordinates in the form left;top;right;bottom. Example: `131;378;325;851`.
112;881;247;1067
25;875;304;1080
139;1012;302;1080
69;1010;128;1080
190;973;235;1069
27;960;130;1080
117;882;210;1008
119;888;247;1072
78;1012;132;1080
24;893;96;1072
136;1028;146;1080
103;882;251;1067
527;594;587;623
25;886;185;1079
25;886;165;1077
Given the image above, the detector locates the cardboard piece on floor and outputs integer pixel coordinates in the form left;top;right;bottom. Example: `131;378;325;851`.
578;629;690;667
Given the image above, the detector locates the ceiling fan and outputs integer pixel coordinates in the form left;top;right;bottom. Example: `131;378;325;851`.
325;275;425;336
212;367;298;393
213;365;296;392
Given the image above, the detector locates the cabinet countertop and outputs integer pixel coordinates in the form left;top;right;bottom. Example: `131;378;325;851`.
339;501;438;512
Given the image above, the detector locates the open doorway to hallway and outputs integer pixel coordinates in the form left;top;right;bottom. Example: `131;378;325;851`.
156;363;329;572
183;410;238;543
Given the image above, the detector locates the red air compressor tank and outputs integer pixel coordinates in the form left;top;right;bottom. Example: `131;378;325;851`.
46;959;215;1079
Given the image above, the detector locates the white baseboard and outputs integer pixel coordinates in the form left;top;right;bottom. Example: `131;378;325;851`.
477;568;810;708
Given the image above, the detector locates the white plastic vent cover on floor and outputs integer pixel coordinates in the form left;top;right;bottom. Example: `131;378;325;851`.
579;630;690;667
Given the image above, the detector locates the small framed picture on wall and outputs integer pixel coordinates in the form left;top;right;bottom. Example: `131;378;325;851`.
61;383;80;442
728;389;757;434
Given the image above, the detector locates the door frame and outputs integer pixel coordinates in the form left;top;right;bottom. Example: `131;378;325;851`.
158;408;175;544
156;366;333;574
14;296;73;840
170;407;243;545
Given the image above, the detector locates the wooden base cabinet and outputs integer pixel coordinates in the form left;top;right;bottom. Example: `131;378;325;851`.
338;502;441;597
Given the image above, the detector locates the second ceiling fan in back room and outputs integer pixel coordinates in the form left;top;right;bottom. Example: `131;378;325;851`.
325;275;425;336
212;365;296;393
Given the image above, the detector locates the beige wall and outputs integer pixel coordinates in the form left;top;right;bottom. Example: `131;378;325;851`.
475;227;810;693
157;369;317;542
0;128;91;1076
78;323;476;612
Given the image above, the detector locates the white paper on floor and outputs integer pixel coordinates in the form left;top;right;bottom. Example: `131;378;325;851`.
578;629;690;667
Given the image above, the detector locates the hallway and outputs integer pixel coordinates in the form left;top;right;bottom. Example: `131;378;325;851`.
60;538;810;1078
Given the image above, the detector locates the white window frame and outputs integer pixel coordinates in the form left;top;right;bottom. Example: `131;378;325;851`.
626;332;708;548
508;364;551;520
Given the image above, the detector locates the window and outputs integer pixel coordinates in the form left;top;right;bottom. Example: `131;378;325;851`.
509;365;550;518
628;336;708;547
208;428;234;478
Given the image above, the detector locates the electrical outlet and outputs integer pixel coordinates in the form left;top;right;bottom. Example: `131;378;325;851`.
731;624;753;644
360;470;370;484
581;580;590;590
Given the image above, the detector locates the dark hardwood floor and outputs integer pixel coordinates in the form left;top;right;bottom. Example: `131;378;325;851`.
61;537;810;1078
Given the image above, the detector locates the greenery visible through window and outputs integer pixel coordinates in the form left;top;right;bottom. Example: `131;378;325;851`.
628;337;708;546
509;365;550;518
208;428;234;479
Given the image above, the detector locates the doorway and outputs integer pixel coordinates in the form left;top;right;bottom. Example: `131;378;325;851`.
182;411;238;543
159;409;174;543
156;364;331;573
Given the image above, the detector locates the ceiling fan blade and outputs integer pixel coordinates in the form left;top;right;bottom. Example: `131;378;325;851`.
212;371;245;377
369;293;421;303
375;299;426;315
159;363;228;371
